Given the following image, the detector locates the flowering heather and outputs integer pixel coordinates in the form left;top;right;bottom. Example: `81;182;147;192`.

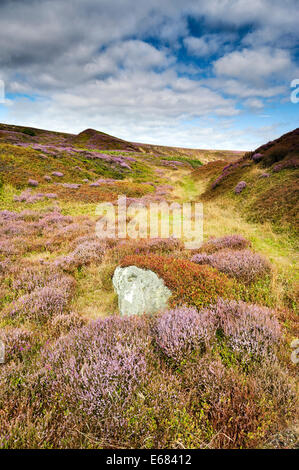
43;175;52;182
154;306;213;362
38;211;73;230
51;171;64;177
6;276;75;323
62;183;81;189
120;255;235;309
54;239;106;271
39;316;150;418
272;158;299;172
11;263;68;294
191;249;271;283
201;298;281;360
28;179;39;187
0;239;14;255
234;181;247;194
211;161;241;189
134;237;184;255
0;210;20;222
199;234;250;254
14;189;45;204
50;312;86;337
0;328;33;362
259;173;270;178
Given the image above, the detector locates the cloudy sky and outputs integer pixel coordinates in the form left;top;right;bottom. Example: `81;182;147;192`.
0;0;298;150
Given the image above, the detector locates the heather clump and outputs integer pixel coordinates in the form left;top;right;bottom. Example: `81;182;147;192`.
38;211;73;230
0;328;34;362
272;158;299;172
50;312;86;337
28;179;39;187
14;189;45;204
11;263;66;294
234;181;247;194
54;239;106;271
38;316;150;420
198;234;250;254
201;298;281;361
134;237;184;255
154;306;213;363
192;249;271;283
5;276;75;323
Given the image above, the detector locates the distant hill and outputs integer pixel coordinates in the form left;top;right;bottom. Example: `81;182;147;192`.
0;122;243;162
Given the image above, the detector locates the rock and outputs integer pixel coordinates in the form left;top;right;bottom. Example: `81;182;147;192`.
112;265;172;316
259;172;270;178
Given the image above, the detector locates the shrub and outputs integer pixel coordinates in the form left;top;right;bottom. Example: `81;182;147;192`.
11;264;66;294
201;298;281;361
192;249;271;283
120;255;235;309
50;312;86;337
234;181;247;194
154;306;213;363
263;146;288;166
22;128;36;136
0;328;33;362
198;234;250;254
27;179;39;187
134;237;184;255
5;276;75;323
252;153;263;162
185;358;264;448
38;316;150;420
54;240;106;271
272;158;299;172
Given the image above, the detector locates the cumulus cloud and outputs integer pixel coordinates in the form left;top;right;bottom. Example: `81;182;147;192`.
214;48;294;83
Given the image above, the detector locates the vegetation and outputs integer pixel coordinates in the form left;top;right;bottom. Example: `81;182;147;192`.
0;123;298;449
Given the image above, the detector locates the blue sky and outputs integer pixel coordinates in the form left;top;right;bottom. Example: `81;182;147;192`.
0;0;298;150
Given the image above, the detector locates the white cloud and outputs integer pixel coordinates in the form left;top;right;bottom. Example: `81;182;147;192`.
214;48;294;83
184;33;235;57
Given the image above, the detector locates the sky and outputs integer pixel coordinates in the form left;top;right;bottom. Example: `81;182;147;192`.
0;0;298;150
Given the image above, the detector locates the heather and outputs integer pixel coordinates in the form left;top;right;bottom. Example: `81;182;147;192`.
0;123;297;449
198;234;251;254
191;249;271;283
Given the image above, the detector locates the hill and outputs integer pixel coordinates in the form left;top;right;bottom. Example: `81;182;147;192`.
194;128;299;234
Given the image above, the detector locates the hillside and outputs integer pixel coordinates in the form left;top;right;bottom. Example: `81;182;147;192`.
194;128;299;234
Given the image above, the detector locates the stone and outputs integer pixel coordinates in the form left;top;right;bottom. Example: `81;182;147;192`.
112;265;172;316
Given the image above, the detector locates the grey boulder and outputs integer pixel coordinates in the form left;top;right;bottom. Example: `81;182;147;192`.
112;265;172;316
